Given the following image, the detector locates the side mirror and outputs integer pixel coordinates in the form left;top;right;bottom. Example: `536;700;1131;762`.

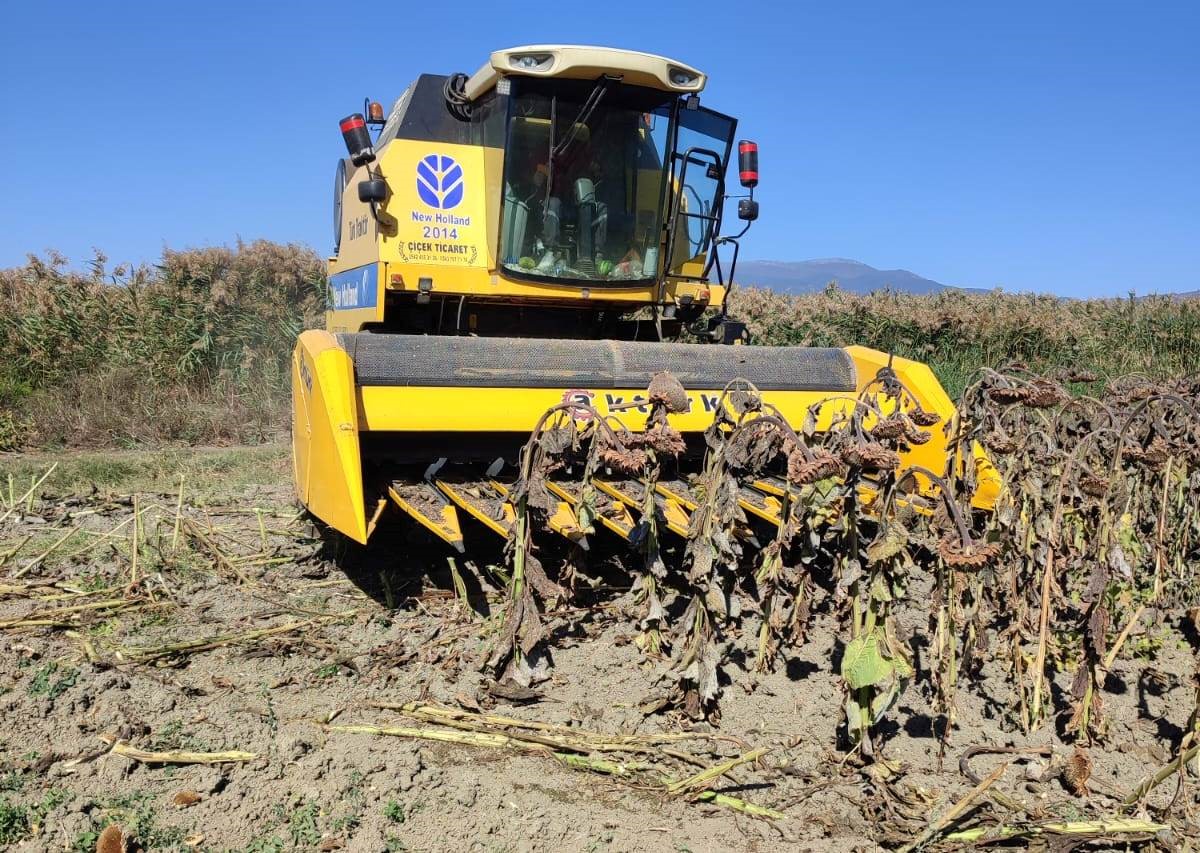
737;198;759;221
737;140;759;189
358;179;387;203
340;114;376;167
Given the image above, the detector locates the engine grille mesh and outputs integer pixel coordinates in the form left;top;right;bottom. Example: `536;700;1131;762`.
339;333;856;392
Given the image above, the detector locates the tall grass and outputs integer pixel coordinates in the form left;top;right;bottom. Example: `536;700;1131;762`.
0;242;1195;450
0;242;325;449
732;284;1200;396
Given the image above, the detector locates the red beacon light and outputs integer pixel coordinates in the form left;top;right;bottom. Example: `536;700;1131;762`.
339;113;375;167
737;140;759;189
736;140;760;222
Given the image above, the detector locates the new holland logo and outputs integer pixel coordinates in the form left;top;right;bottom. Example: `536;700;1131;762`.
416;154;464;210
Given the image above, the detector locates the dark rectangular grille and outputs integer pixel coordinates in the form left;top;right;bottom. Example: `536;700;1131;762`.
338;334;857;393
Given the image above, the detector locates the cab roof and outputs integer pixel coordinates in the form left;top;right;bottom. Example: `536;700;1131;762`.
463;45;706;101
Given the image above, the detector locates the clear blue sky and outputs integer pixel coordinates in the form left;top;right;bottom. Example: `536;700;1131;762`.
1;0;1196;296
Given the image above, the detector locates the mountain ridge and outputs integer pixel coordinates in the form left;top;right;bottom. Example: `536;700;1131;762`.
733;259;948;295
733;258;1197;298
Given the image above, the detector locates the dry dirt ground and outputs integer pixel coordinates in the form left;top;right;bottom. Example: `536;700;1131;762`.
0;446;1196;852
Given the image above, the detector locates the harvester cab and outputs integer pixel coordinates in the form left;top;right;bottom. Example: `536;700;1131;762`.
293;44;998;552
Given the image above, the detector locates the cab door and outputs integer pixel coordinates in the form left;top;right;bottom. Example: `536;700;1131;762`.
664;105;737;277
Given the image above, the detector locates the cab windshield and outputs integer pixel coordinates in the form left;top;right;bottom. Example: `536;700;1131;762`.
499;79;675;283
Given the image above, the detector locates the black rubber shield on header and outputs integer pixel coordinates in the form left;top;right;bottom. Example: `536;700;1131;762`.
339;333;856;392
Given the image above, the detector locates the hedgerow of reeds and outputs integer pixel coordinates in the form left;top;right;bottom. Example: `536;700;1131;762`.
0;241;326;449
731;284;1200;396
1;242;1196;450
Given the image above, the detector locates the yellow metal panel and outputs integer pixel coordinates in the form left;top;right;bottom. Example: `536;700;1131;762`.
749;477;786;497
845;346;1000;510
483;146;503;270
736;488;784;526
331;161;382;272
291;331;367;543
357;386;853;433
378;140;492;271
658;497;692;538
655;481;698;511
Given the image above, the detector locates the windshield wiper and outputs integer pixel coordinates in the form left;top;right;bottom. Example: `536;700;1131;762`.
544;79;613;209
553;79;609;159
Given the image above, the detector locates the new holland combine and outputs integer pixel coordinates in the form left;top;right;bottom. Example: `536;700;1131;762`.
292;45;996;554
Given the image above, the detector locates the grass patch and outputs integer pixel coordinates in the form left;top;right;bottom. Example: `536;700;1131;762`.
288;800;320;847
0;444;288;498
383;799;406;824
70;790;186;851
27;663;79;701
0;788;70;845
0;798;29;845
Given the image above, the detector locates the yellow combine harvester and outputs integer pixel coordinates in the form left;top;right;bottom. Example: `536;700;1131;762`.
293;45;996;550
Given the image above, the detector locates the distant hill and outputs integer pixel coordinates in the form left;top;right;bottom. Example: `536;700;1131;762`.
735;259;1199;298
734;258;947;294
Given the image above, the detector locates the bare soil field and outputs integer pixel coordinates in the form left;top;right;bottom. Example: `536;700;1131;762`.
0;446;1195;852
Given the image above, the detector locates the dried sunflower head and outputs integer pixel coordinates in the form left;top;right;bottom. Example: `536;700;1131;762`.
596;429;649;473
936;534;1002;569
1126;435;1171;469
726;421;784;471
869;413;909;441
647;371;689;414
909;408;942;427
1079;474;1108;498
787;447;843;485
1063;746;1093;797
988;386;1028;405
599;446;648;474
984;432;1018;455
726;388;762;415
96;825;126;853
903;424;932;445
842;441;901;472
1022;381;1068;409
635;423;687;457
